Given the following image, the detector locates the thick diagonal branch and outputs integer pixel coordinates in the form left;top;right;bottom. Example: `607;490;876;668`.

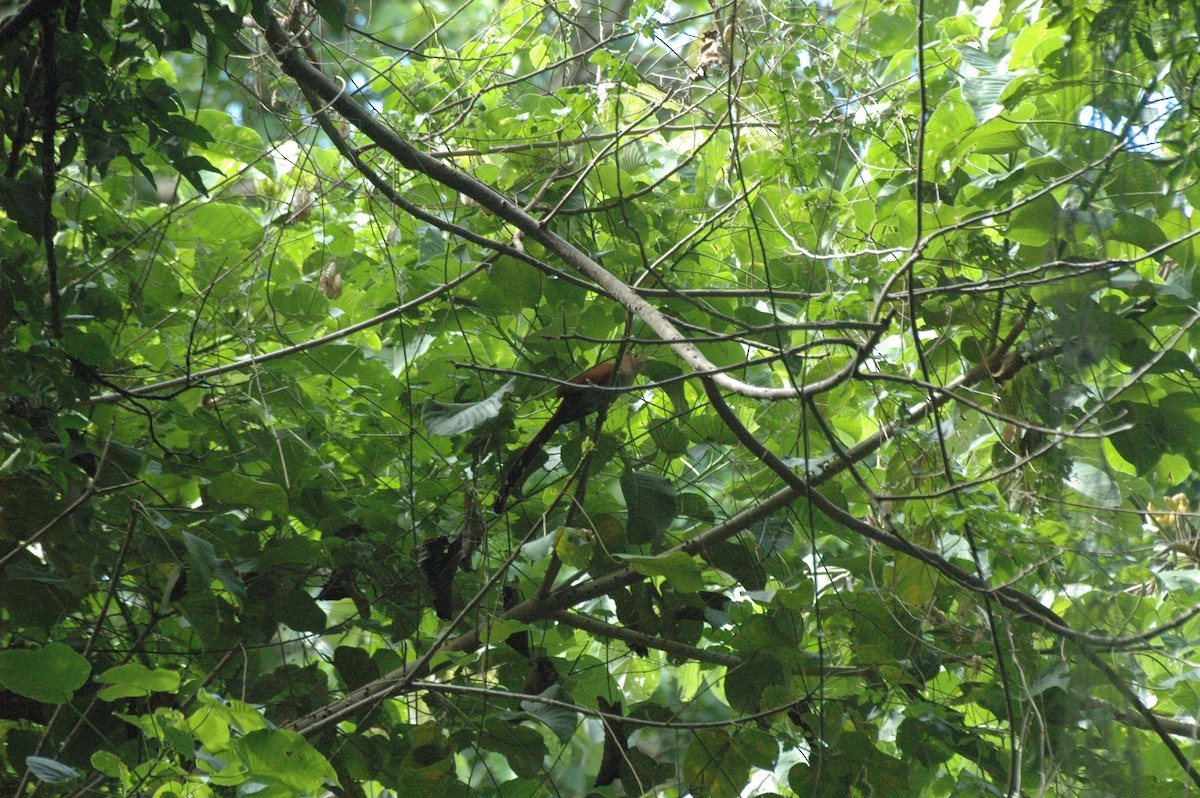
250;4;857;401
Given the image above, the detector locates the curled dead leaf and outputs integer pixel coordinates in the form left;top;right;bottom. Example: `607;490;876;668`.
318;262;343;299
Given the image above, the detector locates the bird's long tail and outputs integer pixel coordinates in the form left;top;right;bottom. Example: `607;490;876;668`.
493;408;566;512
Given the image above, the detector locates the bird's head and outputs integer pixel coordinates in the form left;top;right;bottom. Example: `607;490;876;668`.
619;352;654;375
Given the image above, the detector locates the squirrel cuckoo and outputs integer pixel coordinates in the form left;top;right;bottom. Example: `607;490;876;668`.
493;353;650;512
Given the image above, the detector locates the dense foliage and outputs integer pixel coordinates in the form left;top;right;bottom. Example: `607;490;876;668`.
4;0;1200;795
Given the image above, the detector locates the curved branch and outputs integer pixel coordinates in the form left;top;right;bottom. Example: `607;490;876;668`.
279;305;1199;745
697;373;1195;649
550;610;741;667
250;5;858;401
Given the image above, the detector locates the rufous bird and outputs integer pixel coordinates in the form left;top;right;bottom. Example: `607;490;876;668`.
493;353;651;512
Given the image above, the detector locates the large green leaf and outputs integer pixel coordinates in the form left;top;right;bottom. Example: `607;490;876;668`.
96;663;181;700
233;729;340;793
424;378;515;436
204;473;289;516
621;471;678;545
619;550;704;592
0;643;90;704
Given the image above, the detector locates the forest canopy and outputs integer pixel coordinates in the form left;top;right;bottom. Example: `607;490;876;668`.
4;0;1200;795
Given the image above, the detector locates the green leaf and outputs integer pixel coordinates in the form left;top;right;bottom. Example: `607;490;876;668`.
90;750;128;779
482;259;542;311
233;729;340;793
1110;212;1167;253
962;74;1018;120
205;472;289;516
0;173;44;238
61;328;112;367
753;514;794;557
521;530;558;561
725;654;788;713
369;334;436;377
96;663;181;700
1158;570;1200;595
0;643;90;704
896;709;958;766
1007;193;1061;245
245;571;328;634
333;645;380;690
554;526;595;570
519;685;578;744
480;718;547;777
734;728;779;770
620;471;678;545
1064;462;1121;507
648;419;690;456
619;551;704;592
182;531;247;606
1109;402;1169;474
788;732;872;797
683;729;749;798
312;0;346;30
704;538;767;591
864;5;915;55
271;282;327;323
181;530;217;591
181;202;262;246
25;756;82;783
956;45;1001;73
424;378;515;436
680;492;715;521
